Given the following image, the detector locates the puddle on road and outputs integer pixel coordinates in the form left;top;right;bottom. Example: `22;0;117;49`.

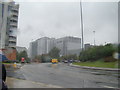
90;71;119;78
47;64;51;67
47;64;60;69
91;72;106;75
95;81;103;84
7;70;26;80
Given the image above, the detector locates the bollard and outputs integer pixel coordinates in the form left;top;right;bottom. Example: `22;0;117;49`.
13;62;17;68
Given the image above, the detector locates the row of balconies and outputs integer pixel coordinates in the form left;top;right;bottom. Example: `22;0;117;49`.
10;22;17;26
10;27;17;30
11;8;19;13
8;44;16;48
10;25;17;28
10;19;17;23
8;10;18;19
8;41;16;48
9;36;16;42
11;11;18;16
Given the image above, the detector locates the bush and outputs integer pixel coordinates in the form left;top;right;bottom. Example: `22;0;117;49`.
79;44;116;62
104;56;117;62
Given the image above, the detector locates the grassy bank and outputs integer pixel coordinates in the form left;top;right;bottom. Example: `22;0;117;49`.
73;59;119;68
2;63;13;64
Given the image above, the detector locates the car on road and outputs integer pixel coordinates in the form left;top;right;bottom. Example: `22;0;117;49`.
51;59;58;64
64;60;68;63
73;60;80;62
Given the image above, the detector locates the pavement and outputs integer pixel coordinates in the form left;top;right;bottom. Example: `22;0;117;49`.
6;77;62;88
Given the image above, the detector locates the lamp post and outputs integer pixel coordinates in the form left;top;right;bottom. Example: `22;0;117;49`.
93;31;95;46
80;0;84;51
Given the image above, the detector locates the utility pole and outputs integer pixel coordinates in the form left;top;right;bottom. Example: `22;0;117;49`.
80;0;84;51
93;31;95;46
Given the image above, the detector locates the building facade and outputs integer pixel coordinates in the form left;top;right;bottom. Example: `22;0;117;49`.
36;37;55;56
29;41;38;59
29;37;55;59
29;36;81;59
55;36;81;56
0;1;19;60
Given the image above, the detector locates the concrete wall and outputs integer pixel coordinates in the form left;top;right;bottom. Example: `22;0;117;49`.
2;48;16;60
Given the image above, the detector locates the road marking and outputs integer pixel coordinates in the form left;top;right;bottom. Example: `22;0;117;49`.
103;85;117;88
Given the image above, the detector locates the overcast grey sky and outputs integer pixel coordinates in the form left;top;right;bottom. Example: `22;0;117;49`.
15;1;118;48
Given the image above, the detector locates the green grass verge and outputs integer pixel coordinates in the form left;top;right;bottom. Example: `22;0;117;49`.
0;62;13;64
73;59;119;68
2;63;13;64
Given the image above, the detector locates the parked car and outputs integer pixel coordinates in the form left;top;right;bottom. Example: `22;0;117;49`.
74;60;80;62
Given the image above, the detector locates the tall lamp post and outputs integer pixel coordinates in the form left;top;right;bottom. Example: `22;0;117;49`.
93;31;95;46
80;0;84;51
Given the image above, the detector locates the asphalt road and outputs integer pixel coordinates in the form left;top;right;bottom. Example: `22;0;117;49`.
18;63;119;88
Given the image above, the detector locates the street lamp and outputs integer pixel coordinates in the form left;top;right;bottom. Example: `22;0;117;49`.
93;31;95;46
80;0;84;51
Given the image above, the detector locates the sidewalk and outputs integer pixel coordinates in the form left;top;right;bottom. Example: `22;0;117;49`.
6;77;62;88
71;64;120;71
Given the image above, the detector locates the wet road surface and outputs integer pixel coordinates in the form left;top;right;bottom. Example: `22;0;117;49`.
7;63;119;88
6;77;62;88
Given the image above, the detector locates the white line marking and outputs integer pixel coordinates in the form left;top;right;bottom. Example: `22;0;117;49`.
103;85;117;88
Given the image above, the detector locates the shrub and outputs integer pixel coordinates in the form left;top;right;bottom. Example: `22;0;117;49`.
104;56;117;62
79;44;116;62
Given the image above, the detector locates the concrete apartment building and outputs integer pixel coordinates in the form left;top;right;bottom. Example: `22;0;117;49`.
55;36;81;56
0;0;19;60
29;36;81;59
29;40;38;59
29;37;55;59
37;37;55;55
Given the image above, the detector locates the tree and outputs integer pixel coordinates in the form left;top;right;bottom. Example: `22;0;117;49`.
49;47;60;58
34;54;51;63
79;44;116;62
34;55;42;62
60;54;78;60
16;50;30;62
118;44;120;53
